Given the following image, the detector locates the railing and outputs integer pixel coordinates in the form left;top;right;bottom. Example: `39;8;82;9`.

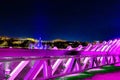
0;39;120;80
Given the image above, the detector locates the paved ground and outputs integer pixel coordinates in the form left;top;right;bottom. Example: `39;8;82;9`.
56;65;120;80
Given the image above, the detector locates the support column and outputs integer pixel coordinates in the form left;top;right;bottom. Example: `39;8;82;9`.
4;62;11;76
4;57;11;79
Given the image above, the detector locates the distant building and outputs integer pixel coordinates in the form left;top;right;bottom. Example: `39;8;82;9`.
33;37;43;49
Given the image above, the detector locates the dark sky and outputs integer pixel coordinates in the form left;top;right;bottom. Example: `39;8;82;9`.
0;0;120;42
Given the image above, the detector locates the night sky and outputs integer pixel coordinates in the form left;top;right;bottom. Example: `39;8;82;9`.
0;0;120;42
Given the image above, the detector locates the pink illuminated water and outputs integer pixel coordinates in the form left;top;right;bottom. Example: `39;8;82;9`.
85;71;120;80
61;66;120;80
